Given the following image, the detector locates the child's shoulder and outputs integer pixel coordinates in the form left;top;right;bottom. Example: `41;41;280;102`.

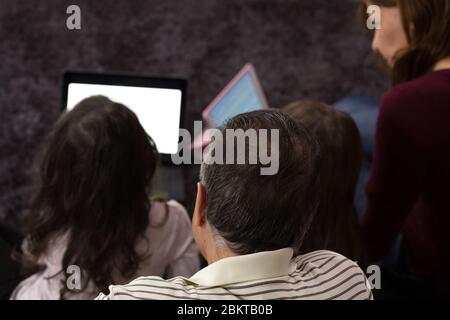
148;200;190;229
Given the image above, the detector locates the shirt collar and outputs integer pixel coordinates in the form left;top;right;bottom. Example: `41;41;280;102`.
188;248;295;287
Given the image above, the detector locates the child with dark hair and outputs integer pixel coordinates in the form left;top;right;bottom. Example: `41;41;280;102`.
282;101;364;263
11;96;199;299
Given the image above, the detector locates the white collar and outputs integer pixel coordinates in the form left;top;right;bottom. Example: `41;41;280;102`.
189;248;295;286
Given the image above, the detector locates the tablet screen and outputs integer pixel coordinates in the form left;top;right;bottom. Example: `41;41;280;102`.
65;81;183;155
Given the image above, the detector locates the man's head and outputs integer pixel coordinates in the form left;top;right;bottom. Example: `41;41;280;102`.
192;110;320;263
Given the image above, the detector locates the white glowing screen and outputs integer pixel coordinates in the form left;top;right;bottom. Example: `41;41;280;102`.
67;83;182;154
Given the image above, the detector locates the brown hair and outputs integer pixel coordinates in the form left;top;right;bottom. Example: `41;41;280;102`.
282;101;364;262
359;0;450;85
19;96;160;298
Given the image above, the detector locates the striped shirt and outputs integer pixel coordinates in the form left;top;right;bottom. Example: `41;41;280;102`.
96;248;373;300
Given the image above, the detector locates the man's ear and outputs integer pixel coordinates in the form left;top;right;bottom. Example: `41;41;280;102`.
193;182;207;227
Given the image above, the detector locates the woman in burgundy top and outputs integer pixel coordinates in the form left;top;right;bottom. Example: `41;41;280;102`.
359;0;450;297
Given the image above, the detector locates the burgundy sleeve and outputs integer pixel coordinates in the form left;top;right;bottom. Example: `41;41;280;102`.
362;86;426;264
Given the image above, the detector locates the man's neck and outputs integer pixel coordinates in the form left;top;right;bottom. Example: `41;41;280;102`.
433;56;450;71
205;244;238;265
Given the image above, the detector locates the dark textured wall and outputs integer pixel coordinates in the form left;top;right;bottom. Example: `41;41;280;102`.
0;0;389;230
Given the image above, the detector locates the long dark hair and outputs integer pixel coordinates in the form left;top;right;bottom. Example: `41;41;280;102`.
359;0;450;85
20;96;159;298
282;101;364;262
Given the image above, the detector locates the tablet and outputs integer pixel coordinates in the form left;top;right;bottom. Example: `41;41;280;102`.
62;72;186;158
202;63;269;128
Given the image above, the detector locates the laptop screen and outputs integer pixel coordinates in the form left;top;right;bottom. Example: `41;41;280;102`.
207;64;268;127
63;73;185;156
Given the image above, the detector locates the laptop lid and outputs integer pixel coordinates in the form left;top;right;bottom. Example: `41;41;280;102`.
62;72;186;164
202;63;269;128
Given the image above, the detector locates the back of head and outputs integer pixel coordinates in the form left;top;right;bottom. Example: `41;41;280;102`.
23;95;159;297
282;101;363;260
200;109;320;256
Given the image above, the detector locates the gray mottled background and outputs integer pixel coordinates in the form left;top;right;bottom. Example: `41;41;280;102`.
0;0;389;231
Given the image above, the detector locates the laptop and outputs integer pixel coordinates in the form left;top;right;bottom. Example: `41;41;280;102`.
62;72;187;201
192;63;269;150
